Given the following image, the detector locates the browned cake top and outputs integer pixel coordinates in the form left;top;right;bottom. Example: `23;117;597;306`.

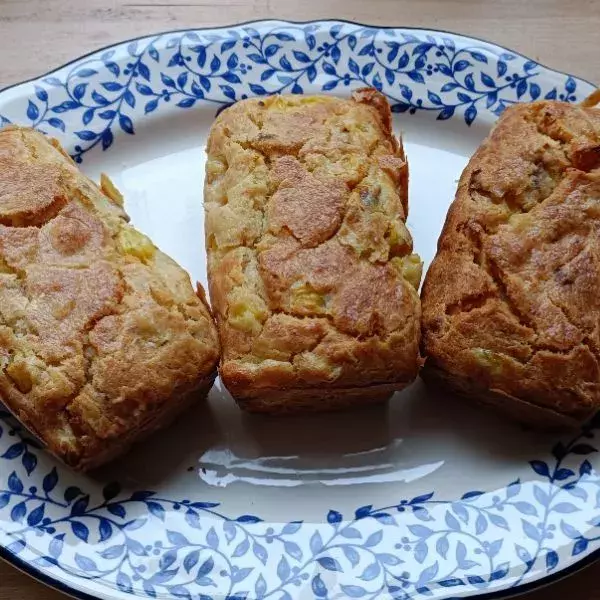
422;101;600;420
0;127;219;466
205;89;422;394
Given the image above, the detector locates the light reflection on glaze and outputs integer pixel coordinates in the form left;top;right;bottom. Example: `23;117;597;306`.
197;439;445;487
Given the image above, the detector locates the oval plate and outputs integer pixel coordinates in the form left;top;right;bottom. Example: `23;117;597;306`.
0;19;598;600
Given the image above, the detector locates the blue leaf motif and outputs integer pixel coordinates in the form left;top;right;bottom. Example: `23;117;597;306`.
522;519;542;542
35;85;48;102
248;53;267;64
264;44;280;58
75;130;97;141
42;468;59;493
348;58;359;75
75;68;97;78
343;544;360;566
536;485;550;504
196;557;214;579
0;494;8;510
8;472;23;494
408;70;424;84
119;114;134;135
365;530;383;547
253;541;268;565
283;540;302;560
102;81;123;92
416;561;439;588
282;520;302;535
436;536;449;559
470;51;488;63
454;60;470;72
516;544;532;564
553;502;578;513
481;72;495;87
27;100;39;121
27;504;45;527
487;539;503;558
116;572;132;593
49;534;64;559
231;567;253;583
10;502;26;523
397;52;410;69
277;556;290;581
75;554;97;572
64;486;82;503
341;585;366;598
206;526;219;549
465;105;478;126
312;574;328;598
3;444;24;460
107;502;125;518
445;510;460;530
310;530;324;553
580;459;593;476
99;518;112;542
530;82;541;100
99;545;124;559
428;91;442;106
555;468;575;481
293;50;311;63
331;45;341;64
71;521;89;542
138;62;151;82
475;513;487;535
515;501;538;516
91;91;110;106
437;106;455;121
415;541;428;563
573;538;589;556
408;524;433;537
183;549;199;573
167;530;190;546
546;550;559;571
255;574;267;599
318;556;342;571
21;449;39;469
233;538;249;558
360;562;381;581
490;562;510;581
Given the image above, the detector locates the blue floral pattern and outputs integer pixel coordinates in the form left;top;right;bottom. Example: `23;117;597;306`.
0;22;586;163
0;19;598;600
1;407;600;600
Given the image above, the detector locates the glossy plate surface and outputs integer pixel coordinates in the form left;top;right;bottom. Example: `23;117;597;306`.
0;19;598;600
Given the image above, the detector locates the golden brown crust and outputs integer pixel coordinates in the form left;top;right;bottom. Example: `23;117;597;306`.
0;126;220;469
204;89;422;412
421;101;600;426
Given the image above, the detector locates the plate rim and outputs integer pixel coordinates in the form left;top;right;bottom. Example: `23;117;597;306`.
0;17;597;600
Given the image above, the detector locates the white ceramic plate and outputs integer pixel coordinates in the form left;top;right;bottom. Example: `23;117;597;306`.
0;19;598;600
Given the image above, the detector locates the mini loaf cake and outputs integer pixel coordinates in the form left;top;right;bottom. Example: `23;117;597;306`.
204;89;422;413
0;126;220;469
421;100;600;427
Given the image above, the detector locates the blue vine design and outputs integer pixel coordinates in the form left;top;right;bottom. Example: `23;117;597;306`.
0;22;583;164
0;20;596;600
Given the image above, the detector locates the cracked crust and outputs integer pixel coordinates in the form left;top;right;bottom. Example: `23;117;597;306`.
204;89;422;412
0;126;220;469
421;100;600;427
